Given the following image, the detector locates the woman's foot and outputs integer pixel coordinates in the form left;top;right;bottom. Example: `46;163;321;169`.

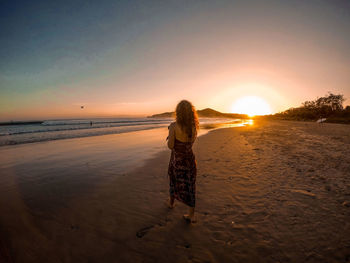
183;214;196;223
184;207;196;223
167;202;175;209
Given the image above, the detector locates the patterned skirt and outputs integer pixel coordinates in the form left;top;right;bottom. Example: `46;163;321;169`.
168;139;197;207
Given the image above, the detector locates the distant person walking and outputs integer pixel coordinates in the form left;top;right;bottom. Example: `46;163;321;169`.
167;100;199;223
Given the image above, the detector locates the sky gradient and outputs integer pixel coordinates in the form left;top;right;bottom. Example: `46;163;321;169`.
1;0;350;121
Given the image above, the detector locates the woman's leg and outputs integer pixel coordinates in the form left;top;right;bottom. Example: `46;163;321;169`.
166;194;175;209
188;207;194;217
168;174;176;208
169;195;175;208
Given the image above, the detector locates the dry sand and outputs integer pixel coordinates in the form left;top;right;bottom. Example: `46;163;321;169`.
1;120;350;262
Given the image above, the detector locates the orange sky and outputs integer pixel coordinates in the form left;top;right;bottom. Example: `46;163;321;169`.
1;0;350;121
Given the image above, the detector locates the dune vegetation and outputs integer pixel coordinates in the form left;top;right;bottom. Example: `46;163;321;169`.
262;93;350;124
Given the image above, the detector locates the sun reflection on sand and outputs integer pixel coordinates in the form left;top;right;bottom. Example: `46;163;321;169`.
245;119;254;126
199;119;253;132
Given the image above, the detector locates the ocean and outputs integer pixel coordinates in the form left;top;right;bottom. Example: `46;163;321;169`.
0;117;243;146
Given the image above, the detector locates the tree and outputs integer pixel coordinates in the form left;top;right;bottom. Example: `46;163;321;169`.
315;93;344;112
276;92;346;120
302;100;316;109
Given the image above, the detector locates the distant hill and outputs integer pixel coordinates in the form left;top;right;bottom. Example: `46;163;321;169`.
148;108;249;119
149;111;175;118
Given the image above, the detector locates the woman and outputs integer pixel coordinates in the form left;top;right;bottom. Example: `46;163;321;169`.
167;100;199;223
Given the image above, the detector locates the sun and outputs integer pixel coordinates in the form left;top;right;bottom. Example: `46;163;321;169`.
231;96;272;117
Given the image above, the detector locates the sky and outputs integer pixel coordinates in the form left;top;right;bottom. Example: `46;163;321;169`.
1;0;350;121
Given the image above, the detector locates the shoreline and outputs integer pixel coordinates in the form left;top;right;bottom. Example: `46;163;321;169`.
0;119;246;148
0;125;167;148
1;120;350;262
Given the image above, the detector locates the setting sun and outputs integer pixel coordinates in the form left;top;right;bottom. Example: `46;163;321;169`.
231;96;272;117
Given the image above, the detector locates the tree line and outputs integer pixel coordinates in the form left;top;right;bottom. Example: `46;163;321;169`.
272;93;350;124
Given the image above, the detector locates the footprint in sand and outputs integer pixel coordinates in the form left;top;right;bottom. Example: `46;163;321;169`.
70;225;79;231
176;243;191;249
136;219;169;238
136;225;154;238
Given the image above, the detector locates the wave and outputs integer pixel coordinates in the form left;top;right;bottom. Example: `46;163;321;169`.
41;118;171;126
0;120;169;136
0;123;168;146
0;117;241;146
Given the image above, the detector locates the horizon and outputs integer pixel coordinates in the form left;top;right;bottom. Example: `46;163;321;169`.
0;97;348;122
0;107;248;122
1;0;350;121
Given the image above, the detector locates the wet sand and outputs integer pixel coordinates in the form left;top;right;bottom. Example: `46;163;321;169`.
1;120;350;262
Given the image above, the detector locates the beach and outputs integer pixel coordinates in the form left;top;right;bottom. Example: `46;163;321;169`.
1;120;350;262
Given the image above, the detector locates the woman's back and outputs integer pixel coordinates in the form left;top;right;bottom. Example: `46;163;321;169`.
174;123;196;143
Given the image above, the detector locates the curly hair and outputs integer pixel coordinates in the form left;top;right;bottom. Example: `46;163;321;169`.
175;100;199;140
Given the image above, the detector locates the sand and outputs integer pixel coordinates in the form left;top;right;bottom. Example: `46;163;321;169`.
1;120;350;262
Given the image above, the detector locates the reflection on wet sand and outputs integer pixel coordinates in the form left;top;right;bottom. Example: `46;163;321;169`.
200;119;253;132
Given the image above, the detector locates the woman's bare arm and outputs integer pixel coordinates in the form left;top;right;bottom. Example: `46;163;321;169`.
167;122;176;149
